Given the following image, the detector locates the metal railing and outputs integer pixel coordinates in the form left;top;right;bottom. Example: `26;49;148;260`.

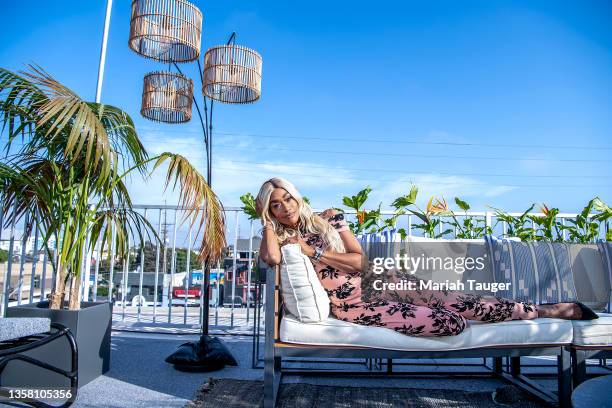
1;205;609;334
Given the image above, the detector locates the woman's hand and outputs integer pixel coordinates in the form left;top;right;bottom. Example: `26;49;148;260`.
319;208;337;219
281;235;315;258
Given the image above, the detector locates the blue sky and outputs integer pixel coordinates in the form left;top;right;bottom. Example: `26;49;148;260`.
1;0;611;216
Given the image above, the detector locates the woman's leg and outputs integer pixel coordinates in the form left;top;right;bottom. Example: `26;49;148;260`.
332;300;467;337
402;285;538;323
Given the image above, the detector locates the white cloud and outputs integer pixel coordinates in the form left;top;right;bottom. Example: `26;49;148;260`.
210;159;355;205
367;173;516;210
125;129;517;211
130;129;357;206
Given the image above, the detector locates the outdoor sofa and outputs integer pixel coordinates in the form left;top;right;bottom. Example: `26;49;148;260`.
570;240;612;386
263;239;612;408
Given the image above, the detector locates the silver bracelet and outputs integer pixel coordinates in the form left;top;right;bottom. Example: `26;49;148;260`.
313;246;325;262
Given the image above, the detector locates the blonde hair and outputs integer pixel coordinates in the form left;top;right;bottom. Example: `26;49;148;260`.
255;177;345;253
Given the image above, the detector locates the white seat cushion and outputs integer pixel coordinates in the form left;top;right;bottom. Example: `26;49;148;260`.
571;313;612;347
280;314;573;351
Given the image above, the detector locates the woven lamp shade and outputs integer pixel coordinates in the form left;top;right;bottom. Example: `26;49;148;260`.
203;45;262;104
128;0;202;63
141;71;193;123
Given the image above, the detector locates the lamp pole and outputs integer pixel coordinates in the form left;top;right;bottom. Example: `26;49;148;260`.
95;0;113;103
171;32;238;335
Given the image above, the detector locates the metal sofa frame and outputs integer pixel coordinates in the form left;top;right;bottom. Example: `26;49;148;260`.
264;266;572;408
571;346;612;387
0;322;78;408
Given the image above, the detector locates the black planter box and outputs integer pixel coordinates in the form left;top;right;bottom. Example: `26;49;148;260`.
4;301;112;388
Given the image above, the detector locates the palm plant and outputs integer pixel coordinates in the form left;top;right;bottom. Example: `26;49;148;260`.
0;65;226;310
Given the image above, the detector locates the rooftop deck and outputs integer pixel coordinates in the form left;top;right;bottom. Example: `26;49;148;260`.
59;330;610;408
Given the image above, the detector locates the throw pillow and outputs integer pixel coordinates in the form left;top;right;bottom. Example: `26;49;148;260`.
280;243;330;322
485;236;577;304
596;240;612;312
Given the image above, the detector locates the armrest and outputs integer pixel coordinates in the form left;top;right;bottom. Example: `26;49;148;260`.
265;265;281;346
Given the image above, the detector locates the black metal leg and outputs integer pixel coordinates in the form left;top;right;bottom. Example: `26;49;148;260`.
251;283;261;369
264;356;281;408
493;356;503;374
558;347;571;408
572;348;587;387
510;356;521;376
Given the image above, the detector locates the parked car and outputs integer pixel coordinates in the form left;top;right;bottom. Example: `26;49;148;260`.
172;286;202;305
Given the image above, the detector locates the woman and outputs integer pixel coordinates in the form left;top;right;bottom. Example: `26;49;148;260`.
257;177;596;337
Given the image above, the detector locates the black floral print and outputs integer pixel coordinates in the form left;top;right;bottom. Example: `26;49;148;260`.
386;302;419;319
428;307;466;337
319;265;339;280
394;324;426;336
362;299;390;312
353;312;386;327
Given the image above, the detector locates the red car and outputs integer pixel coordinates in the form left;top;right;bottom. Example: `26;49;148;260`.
172;286;201;301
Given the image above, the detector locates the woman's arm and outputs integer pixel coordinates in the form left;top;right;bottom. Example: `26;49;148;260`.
286;234;363;274
291;209;364;274
317;241;363;274
259;224;281;266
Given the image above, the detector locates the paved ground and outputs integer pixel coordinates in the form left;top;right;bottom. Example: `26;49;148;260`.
5;330;606;408
3;309;611;408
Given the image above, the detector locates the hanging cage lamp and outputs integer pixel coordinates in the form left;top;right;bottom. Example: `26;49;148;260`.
141;71;193;123
128;0;203;63
202;44;262;104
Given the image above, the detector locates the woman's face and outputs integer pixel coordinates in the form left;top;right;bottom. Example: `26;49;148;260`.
269;187;300;227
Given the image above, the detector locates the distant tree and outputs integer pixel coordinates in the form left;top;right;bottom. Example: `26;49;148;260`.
0;249;8;263
97;241;200;276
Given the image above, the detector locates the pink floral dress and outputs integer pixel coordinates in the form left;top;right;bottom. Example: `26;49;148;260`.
299;212;538;337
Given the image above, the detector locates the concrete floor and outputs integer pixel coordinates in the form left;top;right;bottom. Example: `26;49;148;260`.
73;333;566;407
2;331;609;408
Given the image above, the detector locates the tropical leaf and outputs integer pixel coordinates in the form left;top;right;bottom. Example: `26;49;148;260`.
154;153;226;263
240;193;259;220
392;185;418;209
454;197;470;211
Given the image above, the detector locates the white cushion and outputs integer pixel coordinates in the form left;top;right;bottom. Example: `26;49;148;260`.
0;318;51;342
571;313;612;347
280;314;572;351
280;244;330;323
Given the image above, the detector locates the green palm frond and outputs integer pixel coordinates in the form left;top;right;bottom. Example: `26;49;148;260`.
17;65;110;171
154;153;226;263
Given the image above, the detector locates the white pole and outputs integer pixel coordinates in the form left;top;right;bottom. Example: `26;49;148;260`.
95;0;113;103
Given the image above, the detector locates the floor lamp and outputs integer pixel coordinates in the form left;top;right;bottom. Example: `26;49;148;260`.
128;0;263;336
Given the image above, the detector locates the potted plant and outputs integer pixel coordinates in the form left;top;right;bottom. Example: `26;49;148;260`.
0;65;226;387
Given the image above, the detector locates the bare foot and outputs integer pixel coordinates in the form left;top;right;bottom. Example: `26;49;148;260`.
537;303;582;320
